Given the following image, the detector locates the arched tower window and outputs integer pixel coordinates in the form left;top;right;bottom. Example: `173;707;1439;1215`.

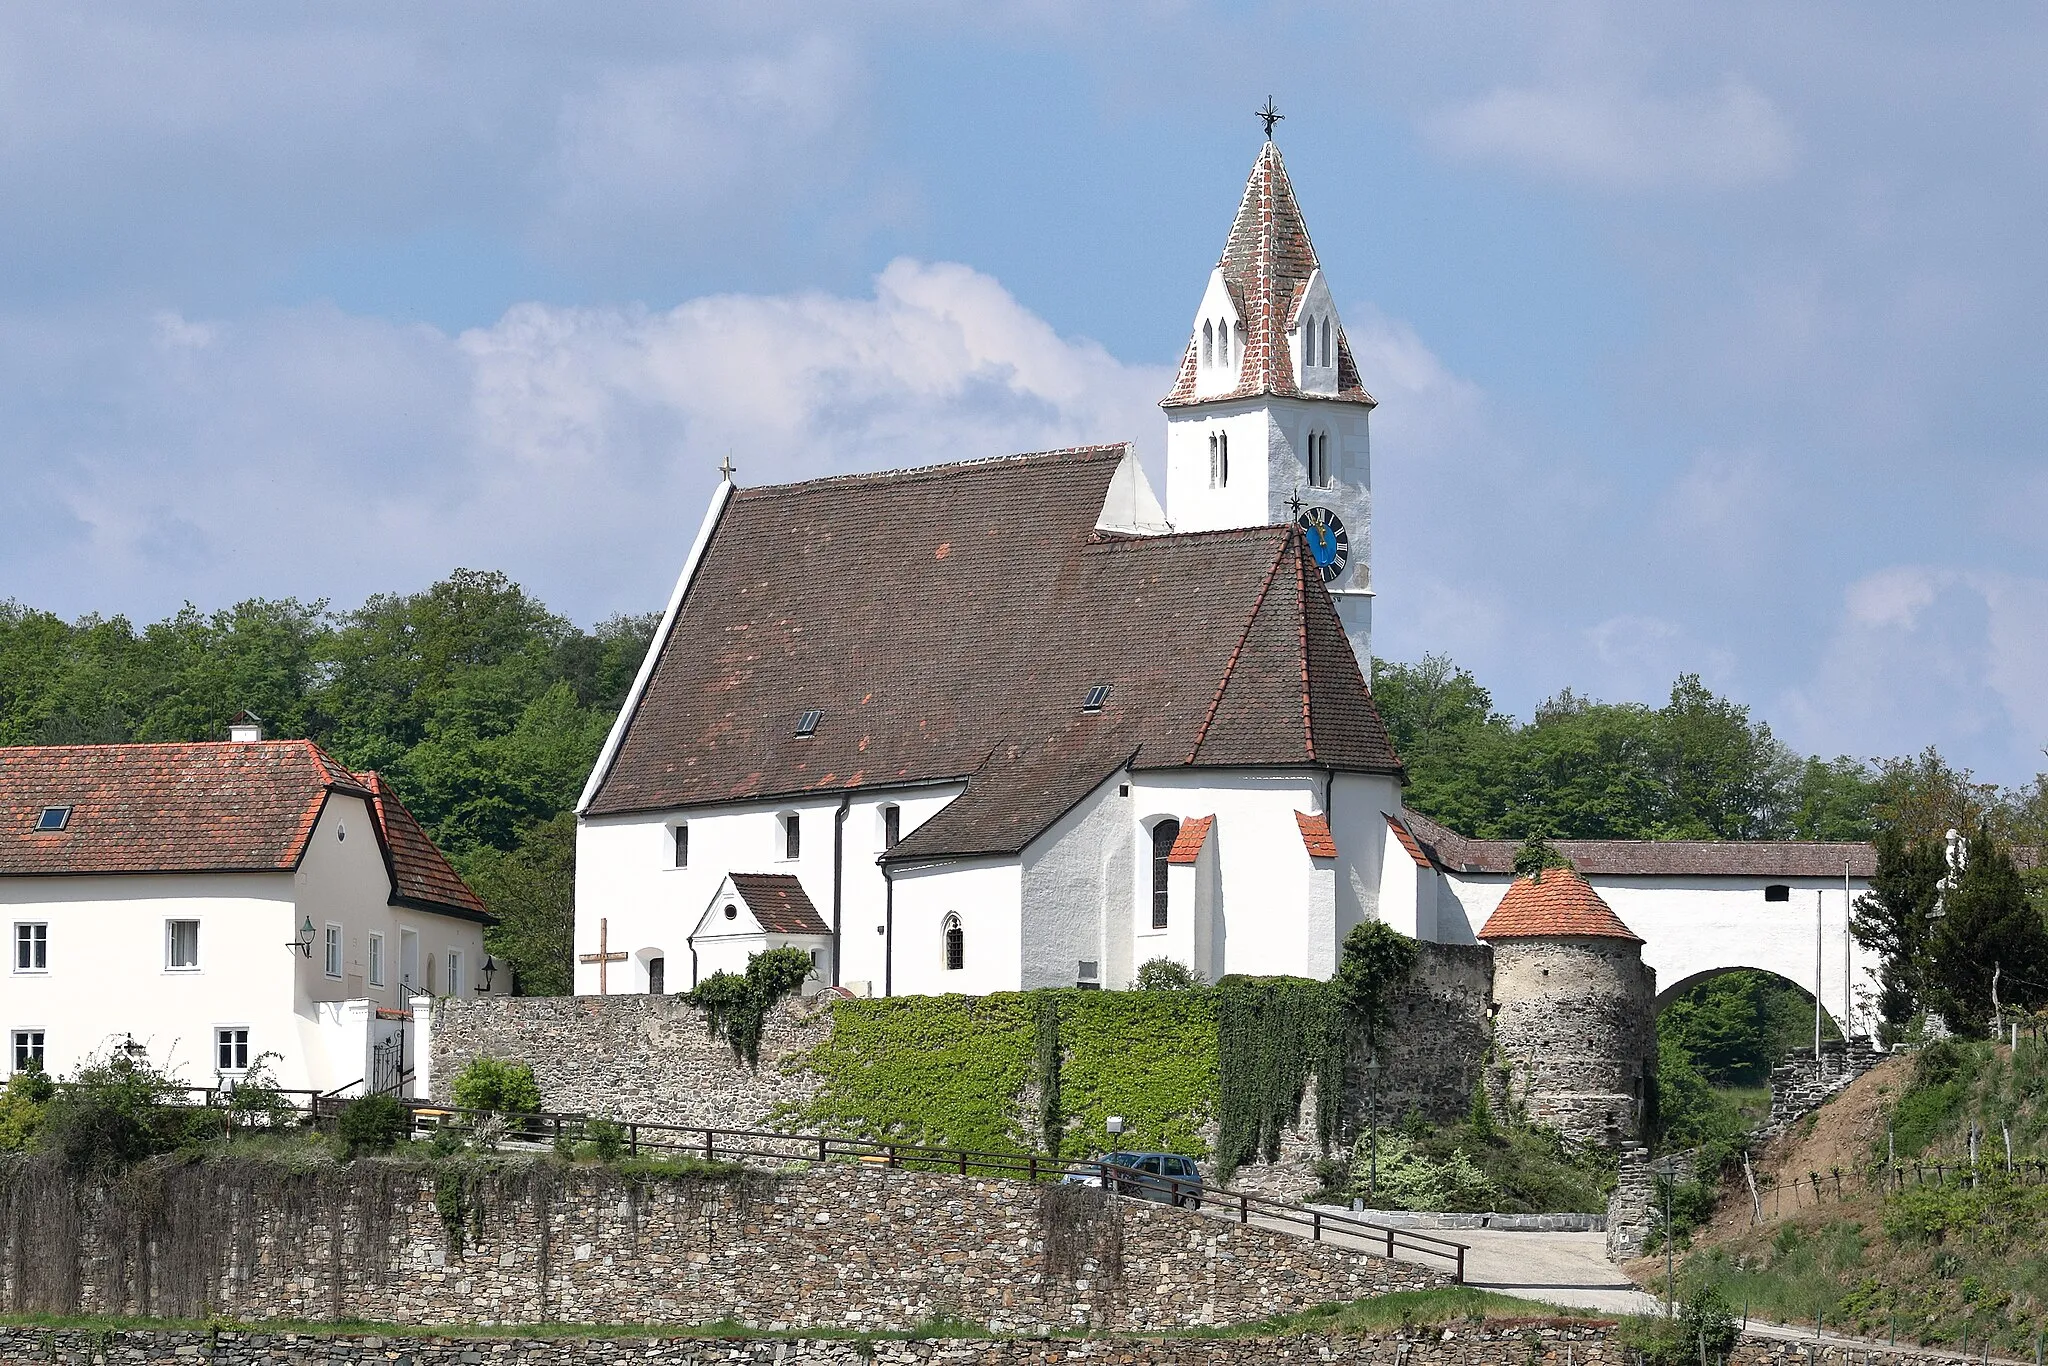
1218;319;1231;367
1208;433;1219;488
1151;819;1180;930
1308;432;1330;487
1321;318;1333;368
942;914;964;971
1217;431;1228;485
1202;320;1213;367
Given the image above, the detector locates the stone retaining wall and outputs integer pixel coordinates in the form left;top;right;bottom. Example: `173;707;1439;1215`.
0;1159;1440;1333
0;1323;1999;1366
1762;1039;1886;1140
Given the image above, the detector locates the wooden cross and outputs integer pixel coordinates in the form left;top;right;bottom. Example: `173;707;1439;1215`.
579;916;628;995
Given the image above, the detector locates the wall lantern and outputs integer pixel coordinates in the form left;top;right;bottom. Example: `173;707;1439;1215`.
1105;1115;1125;1137
480;954;498;993
287;915;315;958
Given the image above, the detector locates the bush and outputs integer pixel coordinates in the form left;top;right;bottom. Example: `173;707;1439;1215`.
451;1057;542;1114
225;1052;300;1130
38;1051;184;1175
337;1094;410;1156
0;1062;53;1151
586;1117;626;1161
690;945;816;1067
1135;958;1201;991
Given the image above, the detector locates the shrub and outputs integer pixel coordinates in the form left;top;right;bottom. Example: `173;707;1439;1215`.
38;1051;184;1175
1135;958;1201;991
451;1057;542;1115
586;1117;626;1161
337;1094;410;1156
690;945;815;1067
0;1062;53;1151
225;1053;300;1130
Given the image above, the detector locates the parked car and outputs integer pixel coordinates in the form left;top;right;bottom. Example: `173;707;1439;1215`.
1061;1151;1205;1207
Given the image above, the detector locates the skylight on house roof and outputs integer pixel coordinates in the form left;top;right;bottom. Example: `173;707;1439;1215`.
1082;685;1111;713
795;709;823;738
35;806;71;832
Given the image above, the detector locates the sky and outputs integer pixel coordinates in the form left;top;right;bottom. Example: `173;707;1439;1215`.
1;3;2045;785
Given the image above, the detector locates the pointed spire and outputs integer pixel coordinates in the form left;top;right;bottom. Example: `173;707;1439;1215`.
1161;141;1376;410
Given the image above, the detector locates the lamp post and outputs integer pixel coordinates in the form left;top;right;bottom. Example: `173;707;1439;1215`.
1364;1053;1381;1205
1649;1154;1680;1319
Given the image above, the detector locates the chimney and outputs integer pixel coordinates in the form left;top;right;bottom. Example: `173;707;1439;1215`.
228;710;265;743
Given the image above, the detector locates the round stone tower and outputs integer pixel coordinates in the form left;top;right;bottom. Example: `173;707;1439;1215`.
1479;868;1655;1147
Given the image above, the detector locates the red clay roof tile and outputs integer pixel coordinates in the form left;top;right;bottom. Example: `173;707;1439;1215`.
1478;868;1643;942
1385;814;1432;870
1167;814;1214;865
729;873;830;935
1296;810;1336;859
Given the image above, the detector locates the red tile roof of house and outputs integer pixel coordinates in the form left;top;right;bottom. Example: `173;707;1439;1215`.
1401;810;1880;879
1168;815;1214;865
592;447;1402;862
729;873;831;936
0;741;491;922
1161;141;1376;412
1296;810;1337;859
1385;814;1432;870
1479;868;1643;942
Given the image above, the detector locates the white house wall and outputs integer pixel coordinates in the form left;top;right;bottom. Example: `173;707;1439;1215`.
1020;772;1133;989
888;857;1022;996
574;783;961;997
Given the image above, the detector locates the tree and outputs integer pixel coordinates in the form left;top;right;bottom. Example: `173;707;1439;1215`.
459;813;577;996
1852;828;1945;1040
1925;823;2048;1031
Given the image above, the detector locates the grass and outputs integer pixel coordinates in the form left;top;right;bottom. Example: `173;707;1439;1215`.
1248;1287;1607;1334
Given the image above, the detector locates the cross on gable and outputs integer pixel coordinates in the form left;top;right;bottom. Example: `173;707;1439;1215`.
578;916;629;995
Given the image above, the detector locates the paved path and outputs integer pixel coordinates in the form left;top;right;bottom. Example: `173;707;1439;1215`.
1450;1229;1660;1315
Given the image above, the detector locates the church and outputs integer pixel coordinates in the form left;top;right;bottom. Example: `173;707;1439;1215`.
573;135;1883;1029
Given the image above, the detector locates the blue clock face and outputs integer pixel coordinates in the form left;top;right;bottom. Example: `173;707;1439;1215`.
1297;506;1349;584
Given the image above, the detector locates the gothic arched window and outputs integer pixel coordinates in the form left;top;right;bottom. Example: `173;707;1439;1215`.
1208;433;1219;488
1218;431;1229;486
1202;320;1213;367
943;914;964;971
1321;318;1332;368
1151;819;1180;930
1218;319;1231;366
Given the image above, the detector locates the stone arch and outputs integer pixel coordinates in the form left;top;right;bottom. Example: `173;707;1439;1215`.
1654;964;1846;1040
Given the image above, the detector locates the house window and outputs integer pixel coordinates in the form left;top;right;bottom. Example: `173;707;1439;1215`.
1307;432;1331;488
324;924;343;979
368;933;385;987
1151;819;1180;930
448;950;464;999
943;914;964;972
782;813;801;861
1764;884;1791;903
12;1030;43;1073
166;920;200;971
1208;432;1219;487
723;903;738;920
14;923;47;972
648;956;666;995
1077;960;1101;990
673;823;689;868
883;804;901;850
215;1027;249;1073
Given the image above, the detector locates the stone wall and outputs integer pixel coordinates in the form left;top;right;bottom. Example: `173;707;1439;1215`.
0;1322;1993;1366
429;992;830;1129
1761;1038;1885;1140
0;1158;1440;1332
1492;937;1654;1148
1604;1144;1698;1261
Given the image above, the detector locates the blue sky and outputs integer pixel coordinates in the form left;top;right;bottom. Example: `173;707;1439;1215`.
2;4;2044;784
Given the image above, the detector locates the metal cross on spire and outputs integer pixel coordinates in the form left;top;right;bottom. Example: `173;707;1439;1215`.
1257;97;1283;139
719;454;736;483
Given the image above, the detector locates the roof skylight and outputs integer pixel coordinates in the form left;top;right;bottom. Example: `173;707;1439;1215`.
795;709;823;738
1082;685;1111;713
35;806;71;832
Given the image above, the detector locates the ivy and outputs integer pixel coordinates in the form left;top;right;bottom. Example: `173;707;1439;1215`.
1215;976;1340;1178
689;946;815;1067
1034;997;1063;1156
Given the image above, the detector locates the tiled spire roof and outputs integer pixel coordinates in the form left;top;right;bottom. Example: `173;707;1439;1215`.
1162;141;1376;410
1478;868;1643;943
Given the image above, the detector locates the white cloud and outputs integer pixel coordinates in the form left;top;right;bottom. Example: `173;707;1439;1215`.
1427;75;1796;191
1655;448;1787;566
0;261;1172;623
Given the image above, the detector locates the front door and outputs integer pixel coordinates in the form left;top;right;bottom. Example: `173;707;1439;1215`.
648;956;666;995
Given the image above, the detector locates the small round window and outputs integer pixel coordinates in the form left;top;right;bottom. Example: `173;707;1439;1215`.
723;904;738;920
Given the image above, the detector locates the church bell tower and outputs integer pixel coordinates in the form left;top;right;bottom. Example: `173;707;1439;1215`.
1160;131;1375;669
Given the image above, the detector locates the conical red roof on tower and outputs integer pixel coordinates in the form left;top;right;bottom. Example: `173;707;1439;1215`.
1478;867;1643;942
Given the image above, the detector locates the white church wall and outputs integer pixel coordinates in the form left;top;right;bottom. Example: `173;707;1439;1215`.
838;784;965;995
1164;400;1276;533
888;857;1022;997
1188;268;1244;403
1331;773;1402;944
1129;770;1322;980
1021;772;1133;989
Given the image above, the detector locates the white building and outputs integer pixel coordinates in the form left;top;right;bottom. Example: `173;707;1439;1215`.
572;135;1888;1036
0;725;500;1093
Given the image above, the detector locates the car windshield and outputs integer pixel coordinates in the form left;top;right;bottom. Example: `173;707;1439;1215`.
1103;1151;1144;1167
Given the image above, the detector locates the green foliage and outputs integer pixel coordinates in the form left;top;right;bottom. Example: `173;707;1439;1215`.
1661;970;1837;1088
1853;829;1945;1041
225;1053;300;1130
796;989;1217;1159
1926;824;2048;1030
1133;957;1201;990
585;1118;627;1162
336;1094;409;1156
690;946;816;1068
1619;1285;1740;1366
1345;1116;1612;1213
1512;834;1573;878
0;575;661;998
1348;1129;1496;1210
1651;1031;1748;1155
1468;1072;1496;1138
1329;921;1418;1051
450;1058;542;1115
1033;997;1063;1155
37;1051;186;1175
0;1062;53;1151
1216;975;1340;1176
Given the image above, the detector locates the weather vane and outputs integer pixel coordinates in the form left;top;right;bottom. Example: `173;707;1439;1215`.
1258;97;1283;139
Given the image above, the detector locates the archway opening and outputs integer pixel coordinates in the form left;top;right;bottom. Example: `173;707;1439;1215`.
1652;967;1843;1149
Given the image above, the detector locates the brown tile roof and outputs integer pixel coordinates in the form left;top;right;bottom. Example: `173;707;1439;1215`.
1401;811;1881;880
729;873;830;935
1296;811;1337;859
359;772;493;922
1167;814;1214;865
1161;141;1376;412
1479;869;1643;942
0;741;491;923
0;740;367;876
1385;814;1432;870
588;448;1402;848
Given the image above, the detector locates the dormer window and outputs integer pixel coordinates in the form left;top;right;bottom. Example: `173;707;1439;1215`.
34;807;70;832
